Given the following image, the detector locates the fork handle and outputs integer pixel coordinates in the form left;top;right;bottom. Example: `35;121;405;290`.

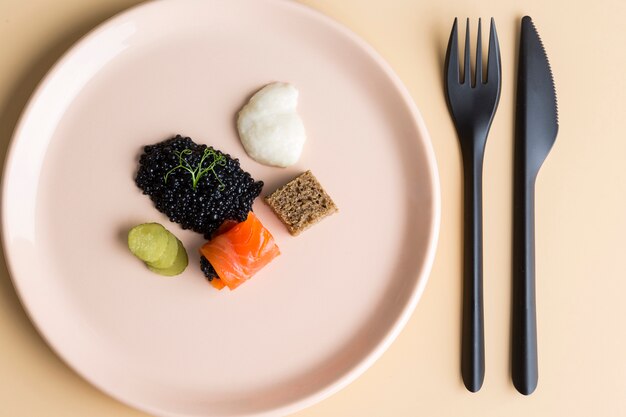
512;175;538;395
461;149;485;392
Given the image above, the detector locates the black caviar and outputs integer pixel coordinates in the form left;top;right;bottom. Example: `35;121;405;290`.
200;255;218;281
135;135;263;239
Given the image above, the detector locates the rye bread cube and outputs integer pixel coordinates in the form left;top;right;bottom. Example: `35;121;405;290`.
264;171;338;236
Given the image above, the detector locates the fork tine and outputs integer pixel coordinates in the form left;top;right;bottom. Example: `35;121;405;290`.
487;17;501;84
475;18;483;86
463;18;471;85
445;18;460;86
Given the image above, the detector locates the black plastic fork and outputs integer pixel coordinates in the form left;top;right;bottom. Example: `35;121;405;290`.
444;17;501;392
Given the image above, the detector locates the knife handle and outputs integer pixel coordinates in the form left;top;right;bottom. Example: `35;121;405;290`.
512;175;538;395
461;148;485;393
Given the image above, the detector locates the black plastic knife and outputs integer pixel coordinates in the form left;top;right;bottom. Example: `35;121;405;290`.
512;16;558;396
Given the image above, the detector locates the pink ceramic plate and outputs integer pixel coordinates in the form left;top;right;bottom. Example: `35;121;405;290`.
2;0;439;416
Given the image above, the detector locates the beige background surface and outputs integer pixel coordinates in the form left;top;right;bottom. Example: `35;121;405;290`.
1;0;625;416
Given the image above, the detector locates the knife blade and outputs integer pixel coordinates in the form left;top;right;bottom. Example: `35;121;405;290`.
512;15;559;396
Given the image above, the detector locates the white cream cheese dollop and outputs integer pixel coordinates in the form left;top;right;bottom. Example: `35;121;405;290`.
237;82;306;167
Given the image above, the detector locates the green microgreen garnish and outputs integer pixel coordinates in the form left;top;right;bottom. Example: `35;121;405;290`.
164;148;227;191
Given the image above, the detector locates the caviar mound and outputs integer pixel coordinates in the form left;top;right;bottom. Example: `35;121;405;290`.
135;135;263;239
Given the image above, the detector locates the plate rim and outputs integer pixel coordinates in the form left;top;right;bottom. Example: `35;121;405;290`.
1;0;441;416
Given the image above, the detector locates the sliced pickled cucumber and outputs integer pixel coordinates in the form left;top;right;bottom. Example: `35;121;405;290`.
148;239;188;276
146;232;178;269
128;223;169;263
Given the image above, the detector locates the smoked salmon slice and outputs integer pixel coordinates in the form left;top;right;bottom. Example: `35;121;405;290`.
200;212;280;290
